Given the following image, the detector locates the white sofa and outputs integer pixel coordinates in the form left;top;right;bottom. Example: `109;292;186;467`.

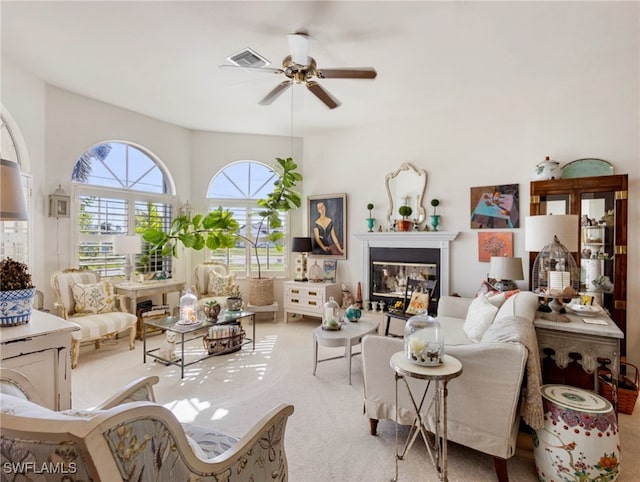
362;291;539;482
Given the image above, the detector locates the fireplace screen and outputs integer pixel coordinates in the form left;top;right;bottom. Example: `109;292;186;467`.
372;261;437;301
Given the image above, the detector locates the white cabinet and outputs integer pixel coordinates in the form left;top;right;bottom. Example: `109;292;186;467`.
283;281;342;322
0;310;78;410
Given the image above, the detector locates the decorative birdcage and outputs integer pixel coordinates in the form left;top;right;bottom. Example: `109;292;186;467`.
531;235;580;298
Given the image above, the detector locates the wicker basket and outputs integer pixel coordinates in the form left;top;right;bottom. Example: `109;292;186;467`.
202;325;245;355
599;361;639;415
248;277;274;306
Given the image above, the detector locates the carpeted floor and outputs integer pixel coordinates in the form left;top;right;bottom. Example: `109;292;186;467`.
72;313;638;481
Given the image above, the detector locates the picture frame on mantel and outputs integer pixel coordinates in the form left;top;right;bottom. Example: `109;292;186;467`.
308;193;347;259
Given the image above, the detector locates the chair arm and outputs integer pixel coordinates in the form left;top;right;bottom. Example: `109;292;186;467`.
53;301;68;319
0;368;45;406
95;376;159;409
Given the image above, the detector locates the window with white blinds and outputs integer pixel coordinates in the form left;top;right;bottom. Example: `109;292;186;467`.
0;112;31;266
73;142;174;279
207;161;288;277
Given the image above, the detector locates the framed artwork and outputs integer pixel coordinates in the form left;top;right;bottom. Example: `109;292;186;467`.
323;260;338;283
308;193;347;259
478;232;513;262
470;184;520;229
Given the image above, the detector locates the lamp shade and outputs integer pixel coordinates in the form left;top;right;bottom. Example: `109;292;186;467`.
113;235;142;255
291;236;312;253
524;215;579;252
0;159;28;220
489;256;524;281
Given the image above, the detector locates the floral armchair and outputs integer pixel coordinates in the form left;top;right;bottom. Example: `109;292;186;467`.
0;369;294;481
50;268;137;368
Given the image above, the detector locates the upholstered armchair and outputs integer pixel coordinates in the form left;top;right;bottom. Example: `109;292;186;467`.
0;369;294;481
193;262;241;307
50;268;136;368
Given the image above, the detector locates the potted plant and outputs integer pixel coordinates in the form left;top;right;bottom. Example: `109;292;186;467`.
0;258;36;326
430;199;440;231
397;205;413;232
202;300;221;320
366;203;375;232
143;157;302;306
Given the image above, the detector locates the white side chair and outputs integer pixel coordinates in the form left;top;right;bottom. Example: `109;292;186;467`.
50;268;136;368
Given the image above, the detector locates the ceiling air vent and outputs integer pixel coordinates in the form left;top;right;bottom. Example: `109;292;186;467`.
226;48;270;68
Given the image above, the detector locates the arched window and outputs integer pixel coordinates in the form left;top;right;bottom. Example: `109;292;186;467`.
72;142;175;278
207;161;289;276
0;111;31;266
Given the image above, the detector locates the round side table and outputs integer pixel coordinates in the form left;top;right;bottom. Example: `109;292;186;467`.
533;384;620;482
390;352;463;482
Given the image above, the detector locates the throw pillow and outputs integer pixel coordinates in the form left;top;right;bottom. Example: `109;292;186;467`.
71;281;116;314
208;271;237;296
463;294;499;342
405;291;430;315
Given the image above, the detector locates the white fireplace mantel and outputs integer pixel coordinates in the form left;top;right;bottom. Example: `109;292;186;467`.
354;231;460;300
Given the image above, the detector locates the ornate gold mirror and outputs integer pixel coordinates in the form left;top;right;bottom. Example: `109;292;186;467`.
385;162;427;224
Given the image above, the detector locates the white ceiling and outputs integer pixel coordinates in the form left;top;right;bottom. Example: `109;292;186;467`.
2;1;634;137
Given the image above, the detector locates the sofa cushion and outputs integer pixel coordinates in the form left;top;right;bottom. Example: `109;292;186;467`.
463;295;499;342
72;281;116;314
69;311;136;341
494;291;539;322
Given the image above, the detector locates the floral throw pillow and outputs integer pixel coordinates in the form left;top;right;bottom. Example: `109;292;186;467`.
72;281;116;314
208;271;237;296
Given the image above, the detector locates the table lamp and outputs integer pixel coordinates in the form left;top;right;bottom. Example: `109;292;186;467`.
489;256;524;291
0;159;28;221
525;215;579;321
291;237;312;281
113;235;142;282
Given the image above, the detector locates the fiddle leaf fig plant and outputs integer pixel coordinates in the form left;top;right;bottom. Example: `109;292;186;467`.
143;157;302;279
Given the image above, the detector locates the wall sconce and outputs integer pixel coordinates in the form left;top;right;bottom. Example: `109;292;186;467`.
48;185;71;218
291;237;312;281
0;159;28;220
180;200;194;218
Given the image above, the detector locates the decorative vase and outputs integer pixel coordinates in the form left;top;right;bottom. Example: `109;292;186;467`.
367;218;375;232
430;215;440;232
345;304;362;322
226;296;243;311
248;277;274;306
0;287;36;326
203;303;221;320
397;219;412;232
534;156;562;180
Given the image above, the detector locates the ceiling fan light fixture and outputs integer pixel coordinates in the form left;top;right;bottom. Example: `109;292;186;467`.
287;32;309;66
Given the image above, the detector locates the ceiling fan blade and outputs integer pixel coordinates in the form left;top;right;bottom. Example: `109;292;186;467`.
317;68;377;79
287;32;309;66
306;81;341;109
219;64;282;74
259;80;292;106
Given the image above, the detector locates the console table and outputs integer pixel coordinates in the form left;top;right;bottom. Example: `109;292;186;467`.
115;279;185;338
0;311;79;410
534;311;623;411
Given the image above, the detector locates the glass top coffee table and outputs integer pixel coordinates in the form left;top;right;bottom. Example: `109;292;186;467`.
143;310;256;378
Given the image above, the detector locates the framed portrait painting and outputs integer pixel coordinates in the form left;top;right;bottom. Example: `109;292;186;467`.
308;194;347;259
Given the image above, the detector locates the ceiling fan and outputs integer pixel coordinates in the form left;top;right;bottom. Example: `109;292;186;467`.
221;33;377;109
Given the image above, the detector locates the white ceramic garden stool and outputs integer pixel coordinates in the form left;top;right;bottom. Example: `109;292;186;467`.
533;384;620;482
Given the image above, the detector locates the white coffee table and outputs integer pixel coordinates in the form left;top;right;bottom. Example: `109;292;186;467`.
312;318;379;385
